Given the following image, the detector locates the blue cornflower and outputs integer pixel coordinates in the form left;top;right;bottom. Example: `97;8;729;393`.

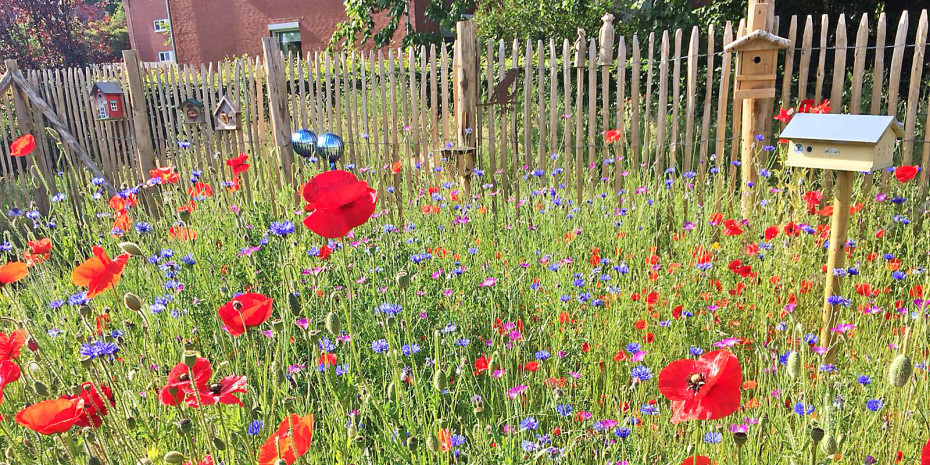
0;242;11;251
892;270;906;280
857;375;871;385
49;299;64;309
269;221;295;236
450;434;465;447
455;338;471;346
318;338;336;352
377;302;402;316
866;399;884;412
556;404;572;416
520;416;539;431
535;350;551;360
135;222;152;234
371;339;389;353
521;440;538;452
631;365;653;382
401;344;420;356
703;431;723;444
51;193;67;202
68;293;89;306
626;342;642;353
690;346;704;356
615;427;632;439
793;403;814;415
181;254;196;265
79;340;118;360
640;404;659;415
247;420;264;435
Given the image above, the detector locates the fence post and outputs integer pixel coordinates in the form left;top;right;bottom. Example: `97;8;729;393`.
4;59;51;214
122;50;160;217
262;37;294;182
453;20;477;193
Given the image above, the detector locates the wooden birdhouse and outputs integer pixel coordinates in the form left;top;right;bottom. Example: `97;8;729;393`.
178;98;205;124
725;28;789;100
780;114;903;172
213;95;239;130
90;82;126;121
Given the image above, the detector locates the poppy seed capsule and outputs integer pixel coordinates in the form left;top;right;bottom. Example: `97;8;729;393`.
79;305;91;318
123;293;142;311
810;427;825;442
183;351;200;368
33;381;49;396
179;211;191;223
395;271;410;289
178;418;193;434
888;354;912;387
126;416;137;430
137;460;153;465
733;432;748;447
786;351;802;379
325;312;342;335
163;452;185;464
820;434;838;455
405;436;418;449
117;241;144;256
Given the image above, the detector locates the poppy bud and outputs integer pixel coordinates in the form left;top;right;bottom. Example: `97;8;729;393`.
179;211;191;224
426;433;439;452
126;416;137;430
733;432;748;447
395;271;411;289
137;459;153;465
183;351;200;368
163;451;185;464
87;457;102;465
79;305;91;318
325;312;342;335
212;437;226;451
281;396;295;406
406;436;418;450
810;427;824;443
820;434;838;455
288;293;301;316
27;337;39;352
118;242;144;256
123;293;142;311
33;381;49;396
432;370;447;392
888;354;912;387
178;418;193;434
786;351;801;379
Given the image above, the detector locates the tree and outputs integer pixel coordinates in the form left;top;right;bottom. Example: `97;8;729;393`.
331;0;477;50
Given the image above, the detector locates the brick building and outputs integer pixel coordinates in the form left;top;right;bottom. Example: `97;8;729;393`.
123;0;440;65
122;0;176;63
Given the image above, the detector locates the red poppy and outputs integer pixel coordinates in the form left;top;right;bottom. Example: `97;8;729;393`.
524;361;539;372
474;355;489;375
0;360;22;403
71;245;130;298
763;226;779;241
301;170;377;238
15;398;81;435
226;177;242;193
681;457;712;465
0;262;28;285
438;428;452;452
658;350;742;423
10;135;35;158
183;455;214;465
921;437;930;465
895;165;920;183
722;220;743;236
28;238;51;260
149;166;180;184
60;382;114;428
257;414;314;465
169;226;197;241
204;375;248;406
604;129;622;143
391;161;402;174
226;154;250;175
773;108;794;123
188;182;213;198
108;194;138;212
217;293;274;336
318;353;337;368
160;357;213;407
0;330;26;361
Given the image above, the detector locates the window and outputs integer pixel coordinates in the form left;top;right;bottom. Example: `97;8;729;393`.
154;19;170;33
109;100;119;112
269;22;302;56
158;51;175;63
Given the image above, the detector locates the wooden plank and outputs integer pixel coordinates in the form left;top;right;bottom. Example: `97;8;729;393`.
547;38;558;174
814;14;829;102
429;44;439;149
798;16;814;102
615;36;626;163
780;16;798;108
630;34;641;165
698;24;715;185
574;37;585;201
886;11;908;118
684;26;698;173
501;40;512;196
345;51;359;166
537;39;546;172
670;30;682;171
902;10;927;164
869;13;887;115
728;20;746;195
586;38;597;186
523;40;532;166
486;40;497;178
441;42;450;144
561;39;570;183
849;14;869;114
642;33;655;169
829;15;847;113
656;31;670;177
715;23;734;200
377;51;391;215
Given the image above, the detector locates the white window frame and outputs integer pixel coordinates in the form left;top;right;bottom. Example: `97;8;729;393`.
154;19;170;33
109;100;119;112
158;51;175;63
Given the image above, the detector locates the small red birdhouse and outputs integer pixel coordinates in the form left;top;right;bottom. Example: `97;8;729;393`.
90;82;126;121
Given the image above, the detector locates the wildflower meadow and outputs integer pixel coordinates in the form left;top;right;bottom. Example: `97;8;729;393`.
1;125;930;465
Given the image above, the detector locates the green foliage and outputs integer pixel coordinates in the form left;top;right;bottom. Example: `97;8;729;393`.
331;0;477;50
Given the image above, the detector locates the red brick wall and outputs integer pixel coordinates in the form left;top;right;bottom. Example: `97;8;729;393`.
123;0;174;62
167;0;420;64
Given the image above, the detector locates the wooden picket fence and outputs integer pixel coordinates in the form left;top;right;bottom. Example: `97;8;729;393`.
1;9;929;218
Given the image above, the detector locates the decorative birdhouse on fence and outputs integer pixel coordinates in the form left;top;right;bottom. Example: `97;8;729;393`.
178;98;205;124
90;82;126;121
213;95;239;130
725;28;789;100
780;114;903;172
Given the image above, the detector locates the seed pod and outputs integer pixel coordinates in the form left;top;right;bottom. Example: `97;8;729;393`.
123;293;142;312
137;459;153;465
33;381;48;396
212;437;226;451
26;338;39;352
178;418;193;434
118;242;144;257
183;351;200;368
79;306;91;318
405;436;418;450
271;319;285;332
163;451;185;464
787;351;802;379
819;434;838;455
809;427;824;443
395;271;411;289
126;416;137;430
87;457;102;465
325;312;342;335
426;433;439;452
432;370;447;392
26;362;40;374
179;211;191;224
733;432;748;447
288;293;301;316
888;354;912;387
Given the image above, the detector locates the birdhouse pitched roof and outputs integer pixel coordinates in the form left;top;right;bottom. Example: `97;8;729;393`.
90;82;124;95
178;98;204;109
779;114;904;144
214;95;239;114
724;29;791;52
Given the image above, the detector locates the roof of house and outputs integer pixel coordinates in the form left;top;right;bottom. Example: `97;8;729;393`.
179;98;205;108
724;29;791;52
779;114;904;144
214;95;239;113
90;81;124;94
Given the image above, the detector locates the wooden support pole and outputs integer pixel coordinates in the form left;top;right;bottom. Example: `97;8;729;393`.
122;50;161;217
262;37;295;183
453;20;477;194
819;170;852;364
5;59;52;213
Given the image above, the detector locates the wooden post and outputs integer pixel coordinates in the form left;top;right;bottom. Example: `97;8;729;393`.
819;170;852;364
122;50;161;217
739;0;774;219
262;37;295;183
453;20;477;194
5;59;51;213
